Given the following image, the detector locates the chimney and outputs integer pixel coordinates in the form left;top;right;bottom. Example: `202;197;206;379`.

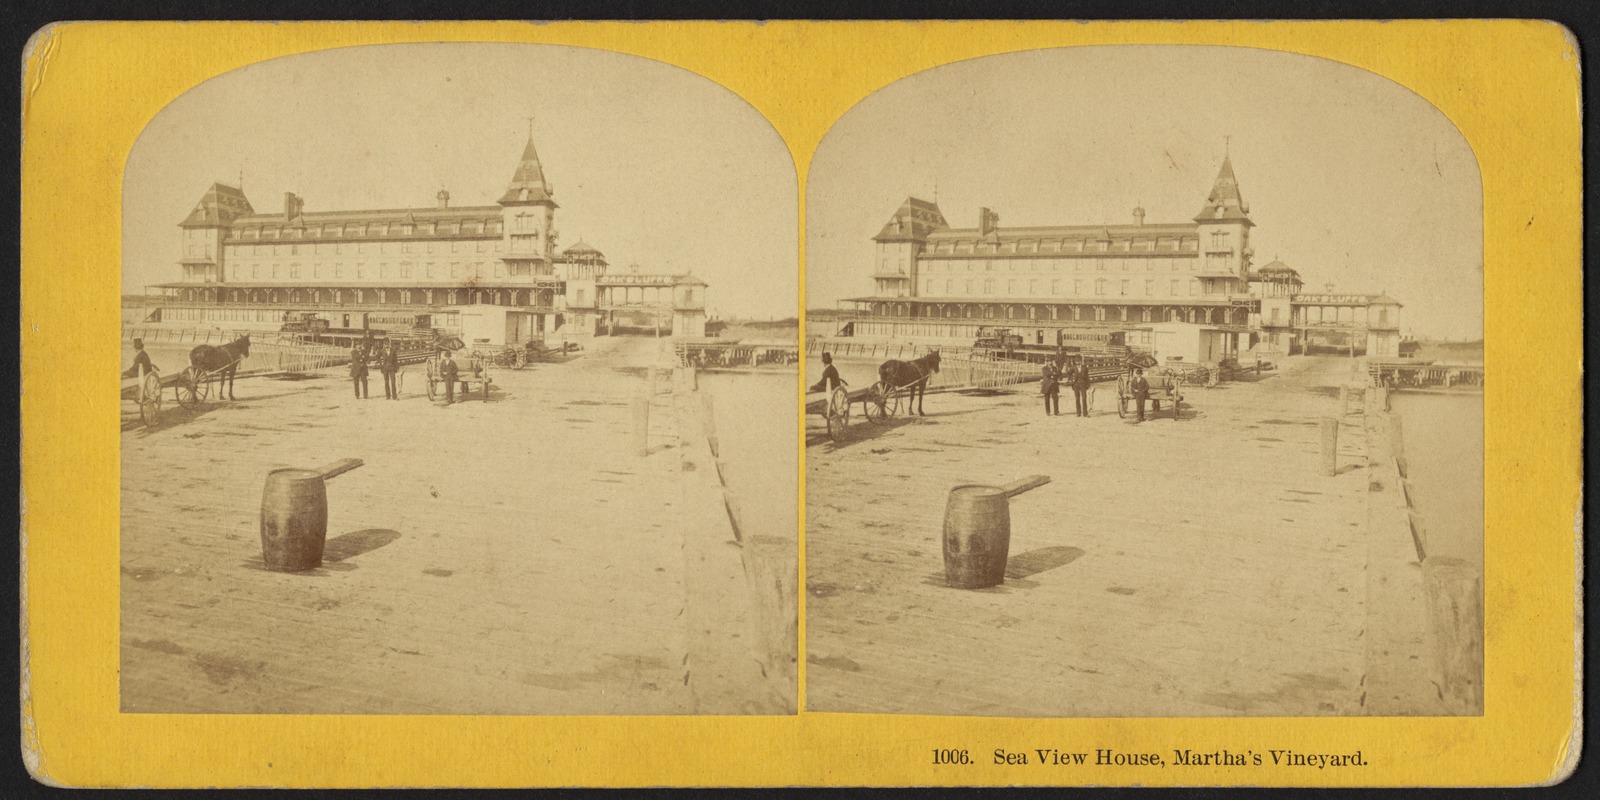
282;192;304;220
437;189;450;209
978;207;999;236
1133;206;1146;226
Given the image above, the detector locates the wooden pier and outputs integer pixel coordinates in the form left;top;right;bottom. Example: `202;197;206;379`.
806;356;1469;716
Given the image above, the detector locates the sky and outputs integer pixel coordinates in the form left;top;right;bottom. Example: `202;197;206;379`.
807;46;1484;340
123;43;798;321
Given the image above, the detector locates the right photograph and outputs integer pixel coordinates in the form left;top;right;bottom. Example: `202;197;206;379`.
803;46;1484;717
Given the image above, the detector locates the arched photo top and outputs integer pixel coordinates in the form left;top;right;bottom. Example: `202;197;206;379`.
808;45;1482;342
123;42;798;321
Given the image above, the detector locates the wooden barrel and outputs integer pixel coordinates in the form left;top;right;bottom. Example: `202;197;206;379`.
943;484;1012;589
259;468;328;571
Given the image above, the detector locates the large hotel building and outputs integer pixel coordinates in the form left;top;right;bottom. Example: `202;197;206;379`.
148;134;709;341
842;156;1403;358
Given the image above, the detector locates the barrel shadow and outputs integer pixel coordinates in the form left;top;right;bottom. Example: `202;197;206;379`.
1004;545;1085;579
323;529;402;562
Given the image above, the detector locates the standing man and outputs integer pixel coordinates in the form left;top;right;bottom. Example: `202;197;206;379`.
1132;367;1150;423
380;342;400;400
349;344;369;399
441;350;460;405
1041;359;1061;416
1071;356;1092;417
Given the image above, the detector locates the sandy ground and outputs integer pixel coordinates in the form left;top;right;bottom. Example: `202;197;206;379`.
120;336;795;714
804;356;1405;716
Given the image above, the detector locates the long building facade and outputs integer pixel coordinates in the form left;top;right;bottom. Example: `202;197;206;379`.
148;135;708;342
842;157;1403;357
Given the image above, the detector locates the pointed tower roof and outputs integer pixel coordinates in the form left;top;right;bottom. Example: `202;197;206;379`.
1193;156;1253;226
873;197;948;242
498;134;558;207
180;183;254;228
562;239;605;260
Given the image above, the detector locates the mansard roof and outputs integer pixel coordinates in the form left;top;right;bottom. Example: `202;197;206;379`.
226;204;506;238
180;183;255;227
921;221;1199;251
874;197;949;242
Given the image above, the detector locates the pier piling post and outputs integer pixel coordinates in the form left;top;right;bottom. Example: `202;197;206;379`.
1423;556;1485;713
1389;415;1407;476
632;393;650;458
1320;417;1339;477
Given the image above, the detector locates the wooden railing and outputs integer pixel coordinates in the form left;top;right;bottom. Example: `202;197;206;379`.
123;325;350;374
1368;361;1484;391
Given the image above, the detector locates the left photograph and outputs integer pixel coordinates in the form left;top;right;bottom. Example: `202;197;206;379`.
118;43;799;715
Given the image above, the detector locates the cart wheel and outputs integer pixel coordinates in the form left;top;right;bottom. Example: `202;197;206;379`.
139;372;162;425
826;387;851;441
1117;394;1129;419
175;367;206;409
1085;386;1096;413
884;392;901;418
426;377;438;401
1173;397;1183;421
862;382;890;424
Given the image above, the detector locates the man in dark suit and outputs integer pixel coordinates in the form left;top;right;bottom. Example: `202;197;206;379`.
809;352;847;393
349;344;369;399
380;342;400;400
122;337;154;379
441;350;460;405
1041;360;1061;416
1070;357;1091;417
1132;368;1150;422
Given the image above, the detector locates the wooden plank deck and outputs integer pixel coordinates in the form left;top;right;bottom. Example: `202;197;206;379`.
120;338;791;715
805;357;1389;716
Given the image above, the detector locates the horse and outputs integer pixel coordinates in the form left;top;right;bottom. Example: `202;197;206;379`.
189;333;251;401
878;350;941;416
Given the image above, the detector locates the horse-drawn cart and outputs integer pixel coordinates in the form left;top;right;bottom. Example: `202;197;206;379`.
424;354;493;402
1115;371;1184;420
120;369;165;426
805;386;854;441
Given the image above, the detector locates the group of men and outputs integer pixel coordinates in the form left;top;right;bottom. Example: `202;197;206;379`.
348;336;402;400
1040;354;1092;417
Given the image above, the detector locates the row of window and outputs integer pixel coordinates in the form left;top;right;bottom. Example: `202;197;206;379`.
180;287;562;307
225;238;503;258
923;236;1202;256
230;219;503;240
920;277;1226;298
227;261;552;281
874;303;1238;324
914;256;1212;274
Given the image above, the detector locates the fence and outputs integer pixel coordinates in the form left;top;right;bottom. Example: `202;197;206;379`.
1367;361;1485;390
241;341;351;375
124;325;349;375
675;342;800;369
924;356;1039;392
805;340;987;362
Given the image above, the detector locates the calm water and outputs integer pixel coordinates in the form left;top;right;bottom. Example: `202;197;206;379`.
1390;392;1485;565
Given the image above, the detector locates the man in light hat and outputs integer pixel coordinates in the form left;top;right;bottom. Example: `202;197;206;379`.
122;338;154;379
